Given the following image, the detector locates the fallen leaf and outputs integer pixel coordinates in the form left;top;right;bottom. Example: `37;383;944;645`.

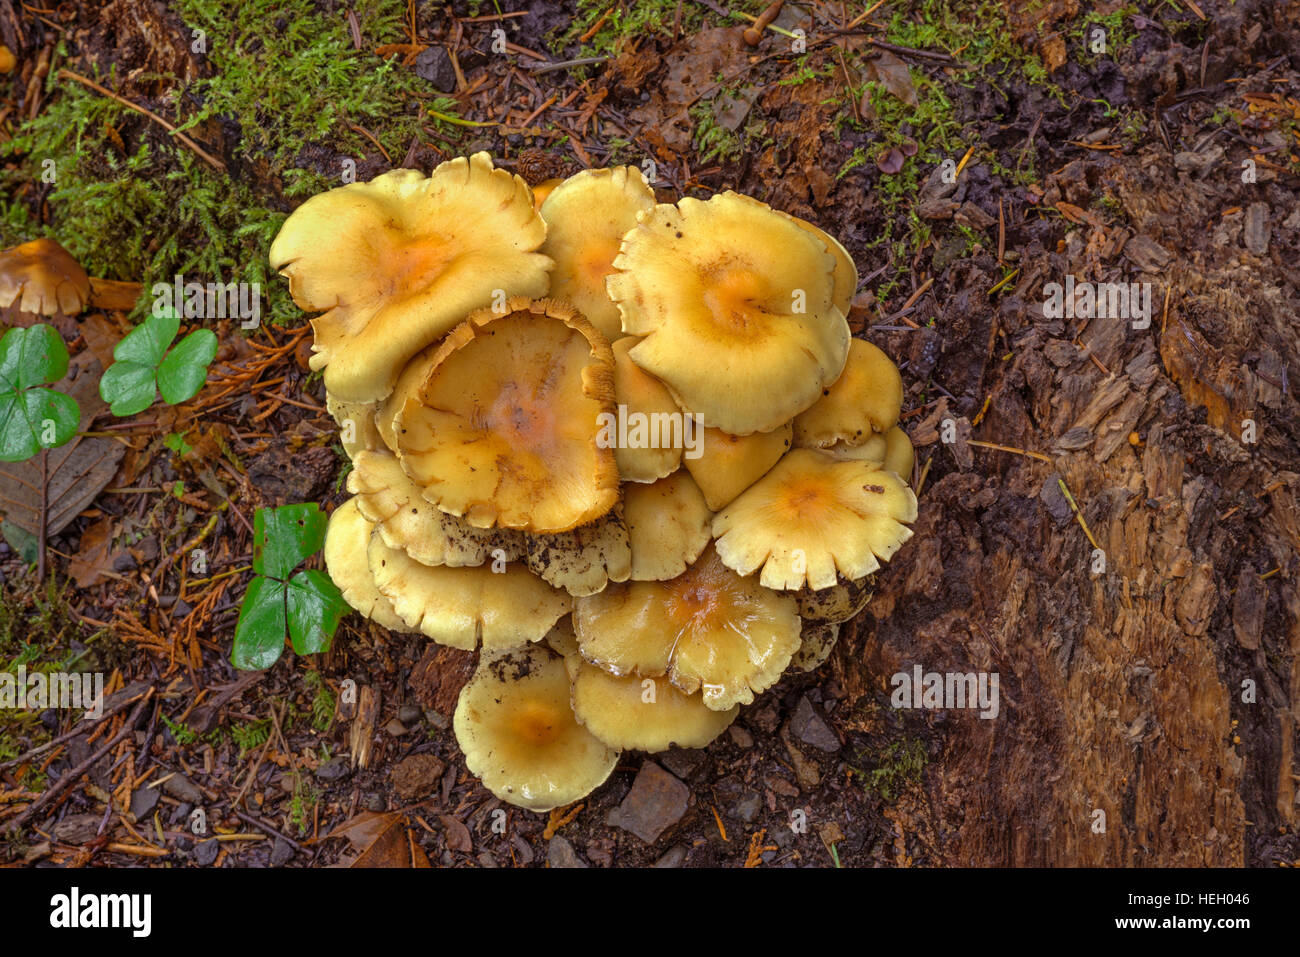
865;50;917;106
324;811;411;868
440;813;473;853
67;517;115;587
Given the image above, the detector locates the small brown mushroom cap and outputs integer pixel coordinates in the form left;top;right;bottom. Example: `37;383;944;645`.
570;659;737;752
268;154;552;403
712;448;918;590
623;470;712;581
323;499;410;632
682;421;792;512
607;191;849;435
523;507;632;597
348;450;524;567
792;620;840;673
394;297;621;533
793;339;904;448
368;533;570;651
607;336;684;483
0;239;90;316
539;167;656;343
573;545;801;710
454;644;619;812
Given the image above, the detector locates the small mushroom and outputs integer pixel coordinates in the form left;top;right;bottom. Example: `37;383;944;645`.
793;338;904;448
623;469;712;581
454;643;619;812
326;393;384;460
796;575;873;624
607;191;849;435
523;507;632;597
0;238;91;316
682;421;792;511
712;448;917;590
792;620;840;673
823;424;914;481
367;532;570;651
539;166;656;343
322;499;411;632
268;153;552;404
573;544;801;710
393;297;620;533
609;336;684;483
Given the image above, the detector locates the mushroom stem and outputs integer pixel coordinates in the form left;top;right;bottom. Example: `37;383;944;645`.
87;278;143;312
743;0;785;45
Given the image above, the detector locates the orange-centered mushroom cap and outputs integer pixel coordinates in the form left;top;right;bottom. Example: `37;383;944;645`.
0;238;90;316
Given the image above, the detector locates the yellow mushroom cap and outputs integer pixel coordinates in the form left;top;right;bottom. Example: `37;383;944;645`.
530;177;564;210
0;238;90;316
623;470;712;581
570;658;736;752
326;392;383;460
822;425;914;481
573;545;800;711
268;154;552;403
454;644;619;812
608;336;684;483
394;297;620;533
792;620;840;673
796;575;873;623
540;167;656;343
348;450;524;567
607;191;849;435
524;508;632;597
776;210;859;317
793;339;904;448
712;448;918;590
683;421;791;512
375;344;439;454
368;533;570;651
323;498;411;632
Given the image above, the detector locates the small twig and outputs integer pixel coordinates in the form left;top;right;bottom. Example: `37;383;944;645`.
36;447;47;585
0;689;149;770
524;56;607;75
1057;478;1101;551
229;807;306;853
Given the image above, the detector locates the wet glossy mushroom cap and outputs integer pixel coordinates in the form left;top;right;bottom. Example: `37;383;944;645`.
569;658;737;752
623;470;712;581
368;533;570;651
393;297;620;533
608;336;684;483
0;238;90;316
539;166;656;343
268;153;552;403
573;545;801;711
454;643;620;812
682;421;792;512
607;191;849;435
772;207;859;317
793;338;904;448
323;498;410;632
712;448;918;590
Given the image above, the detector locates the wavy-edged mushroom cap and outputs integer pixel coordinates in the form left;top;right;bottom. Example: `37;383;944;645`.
573;545;800;711
607;336;684;483
712;448;917;591
348;450;524;567
327;393;383;459
796;575;873;623
0;239;90;316
607;191;849;435
375;344;439;453
793;339;903;447
268;154;552;403
792;620;840;673
570;658;736;752
825;425;914;481
394;297;620;533
530;177;563;210
323;499;411;632
455;644;619;812
683;421;791;511
623;470;712;581
771;209;858;317
540;167;656;343
368;533;570;650
524;508;631;597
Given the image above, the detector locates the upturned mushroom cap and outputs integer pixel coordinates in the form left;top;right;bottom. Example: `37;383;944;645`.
623;470;712;581
793;338;903;447
607;191;849;435
772;209;858;317
712;448;918;590
348;450;524;567
824;425;914;481
570;658;736;752
573;545;801;710
323;498;410;632
682;421;792;511
326;393;383;459
268;154;552;403
394;297;620;533
792;620;840;673
524;508;632;596
454;644;619;812
0;239;90;316
539;167;656;343
368;533;570;650
796;575;873;623
607;336;684;483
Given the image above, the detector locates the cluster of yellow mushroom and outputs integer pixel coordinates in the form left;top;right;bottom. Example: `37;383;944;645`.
271;153;917;812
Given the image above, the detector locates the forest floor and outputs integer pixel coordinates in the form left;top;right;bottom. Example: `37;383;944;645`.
0;0;1297;868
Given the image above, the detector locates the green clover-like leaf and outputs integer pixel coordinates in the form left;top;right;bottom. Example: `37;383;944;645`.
231;576;289;671
98;360;158;417
0;325;79;462
252;503;328;579
100;307;215;416
157;328;218;405
286;569;348;655
114;308;179;367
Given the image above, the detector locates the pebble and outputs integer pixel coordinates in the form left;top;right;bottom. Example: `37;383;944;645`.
162;774;204;804
653;845;688;868
731;792;762;824
658;747;705;781
727;724;754;748
194;838;220;866
547;835;588;868
129;786;160;820
315;756;351;783
413;46;457;93
606;762;689;843
397;703;422;725
790;696;840;752
390;753;445;801
269;837;294;867
363;792;387;812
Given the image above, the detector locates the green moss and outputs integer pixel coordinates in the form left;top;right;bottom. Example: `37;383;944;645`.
851;736;928;802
